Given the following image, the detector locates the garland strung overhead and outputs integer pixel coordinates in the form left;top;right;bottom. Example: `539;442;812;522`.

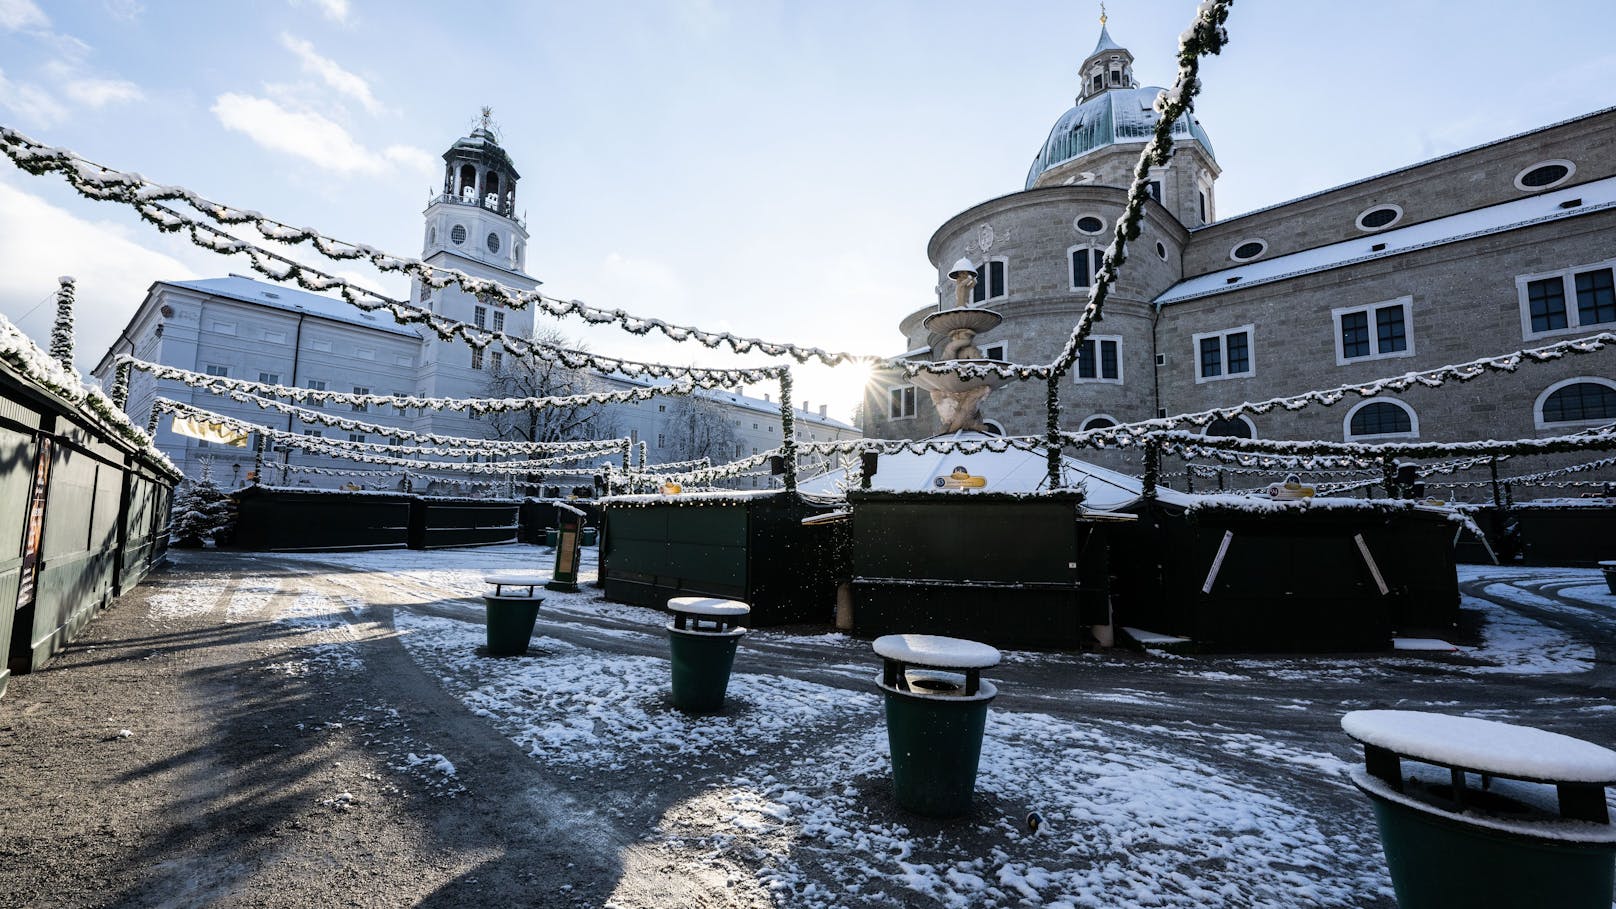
1434;455;1616;489
1143;427;1616;462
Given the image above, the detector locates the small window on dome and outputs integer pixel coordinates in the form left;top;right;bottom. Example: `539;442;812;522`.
1230;240;1267;262
1515;160;1574;191
1356;205;1403;231
450;224;466;245
487;232;501;254
1075;215;1105;235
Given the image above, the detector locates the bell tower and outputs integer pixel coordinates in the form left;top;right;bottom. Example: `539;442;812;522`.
413;108;539;437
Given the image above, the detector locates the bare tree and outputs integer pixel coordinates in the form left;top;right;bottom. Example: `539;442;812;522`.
663;392;740;464
483;327;621;444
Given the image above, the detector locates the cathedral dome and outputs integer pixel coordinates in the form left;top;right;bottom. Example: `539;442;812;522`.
1024;87;1215;190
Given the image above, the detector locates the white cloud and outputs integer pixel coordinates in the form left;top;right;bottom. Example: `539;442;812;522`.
280;33;383;115
63;77;144;108
0;180;197;372
0;67;62;126
211;92;432;176
290;0;349;24
102;0;143;21
0;0;47;31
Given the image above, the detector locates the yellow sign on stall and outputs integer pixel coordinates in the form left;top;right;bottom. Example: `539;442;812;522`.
939;466;987;490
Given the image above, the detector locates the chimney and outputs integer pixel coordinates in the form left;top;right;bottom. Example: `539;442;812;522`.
800;400;808;412
763;392;770;402
819;405;827;418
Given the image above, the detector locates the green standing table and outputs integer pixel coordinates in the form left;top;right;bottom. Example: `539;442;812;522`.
1344;710;1616;909
873;634;1000;818
481;573;546;656
666;596;750;713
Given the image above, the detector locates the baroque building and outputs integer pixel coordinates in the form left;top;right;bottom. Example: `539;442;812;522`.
94;118;857;488
863;24;1616;469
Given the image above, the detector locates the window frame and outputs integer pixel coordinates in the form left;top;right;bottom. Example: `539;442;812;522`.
1200;414;1257;439
888;385;917;420
1517;258;1616;340
1068;244;1108;291
1332;296;1415;365
972;257;1008;304
1072;335;1124;385
1343;397;1419;440
1080;413;1119;432
1534;377;1616;429
1191;325;1255;384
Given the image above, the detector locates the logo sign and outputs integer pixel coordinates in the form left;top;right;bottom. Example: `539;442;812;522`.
660;482;682;495
934;465;987;490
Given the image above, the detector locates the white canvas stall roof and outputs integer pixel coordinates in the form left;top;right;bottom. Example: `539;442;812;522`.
796;431;1191;510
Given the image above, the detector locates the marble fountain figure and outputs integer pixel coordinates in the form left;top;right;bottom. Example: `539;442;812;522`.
912;258;1009;433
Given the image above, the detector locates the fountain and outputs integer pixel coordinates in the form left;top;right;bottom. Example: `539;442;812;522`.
911;259;1008;433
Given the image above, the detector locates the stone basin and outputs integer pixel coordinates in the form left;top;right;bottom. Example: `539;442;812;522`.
923;307;1004;336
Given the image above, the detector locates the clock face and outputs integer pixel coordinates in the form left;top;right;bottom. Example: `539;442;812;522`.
486;232;501;254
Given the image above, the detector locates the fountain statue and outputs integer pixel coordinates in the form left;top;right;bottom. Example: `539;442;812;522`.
910;259;1008;433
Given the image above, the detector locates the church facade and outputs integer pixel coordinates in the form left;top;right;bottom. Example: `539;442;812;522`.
863;25;1616;469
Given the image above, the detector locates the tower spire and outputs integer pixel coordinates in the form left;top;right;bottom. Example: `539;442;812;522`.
1099;1;1107;26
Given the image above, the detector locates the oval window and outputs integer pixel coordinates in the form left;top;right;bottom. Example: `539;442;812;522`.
1075;215;1105;234
450;224;467;245
1230;240;1267;262
487;232;501;254
1356;206;1402;230
1515;160;1574;191
1156;241;1168;261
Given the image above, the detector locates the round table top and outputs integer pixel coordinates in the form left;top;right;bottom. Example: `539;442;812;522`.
666;596;750;617
873;634;1001;670
1342;710;1616;784
484;573;549;586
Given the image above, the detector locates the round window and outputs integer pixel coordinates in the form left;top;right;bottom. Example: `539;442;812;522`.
487;232;501;254
1230;239;1267;262
1356;206;1402;230
1156;241;1168;261
450;224;466;245
1074;215;1105;235
1515;160;1574;190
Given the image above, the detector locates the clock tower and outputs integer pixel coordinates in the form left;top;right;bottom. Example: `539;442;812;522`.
413;109;538;437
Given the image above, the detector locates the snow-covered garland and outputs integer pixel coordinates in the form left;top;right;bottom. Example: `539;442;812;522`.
1142;428;1616;463
48;276;74;368
794;435;1049;458
0;312;180;478
153;398;620;462
186;386;628;455
1048;0;1233;379
1432;455;1616;489
268;462;401;480
153;400;619;475
120;356;702;423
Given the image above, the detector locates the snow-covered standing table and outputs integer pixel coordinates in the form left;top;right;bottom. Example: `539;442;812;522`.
1343;710;1616;824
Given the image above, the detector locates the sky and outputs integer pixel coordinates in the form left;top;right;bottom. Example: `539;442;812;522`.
1;0;1613;422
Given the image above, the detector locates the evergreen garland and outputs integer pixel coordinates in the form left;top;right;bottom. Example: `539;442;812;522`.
778;368;798;491
49;276;74;368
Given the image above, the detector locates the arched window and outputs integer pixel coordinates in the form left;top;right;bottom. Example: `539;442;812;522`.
1345;399;1418;439
981;420;1006;436
1536;378;1616;427
1204;416;1255;439
1080;414;1117;432
484;172;501;210
458;163;476;198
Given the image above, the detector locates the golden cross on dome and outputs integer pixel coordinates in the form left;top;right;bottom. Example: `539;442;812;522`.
1100;2;1107;25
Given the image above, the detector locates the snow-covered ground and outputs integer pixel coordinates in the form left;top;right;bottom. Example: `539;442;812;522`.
227;546;1616;908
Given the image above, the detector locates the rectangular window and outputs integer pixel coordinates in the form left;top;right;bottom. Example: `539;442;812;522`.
1146;180;1162;203
1575;268;1616;326
352;386;369;413
1109;69;1121;85
493;311;505;332
1091;74;1103;92
471;349;484;370
1375;304;1408;353
1074;337;1122;384
490;351;503;371
1198;190;1209;224
204;364;230;377
348;433;365;444
1193;326;1254;382
1334;299;1414;364
657;433;666;449
306;379;326;409
1520;260;1616;338
258;372;280;385
474;306;487;329
981;342;1007;362
1340;311;1371;359
1528;278;1568;332
1070;248;1105;289
972;259;1006;302
889;385;917;419
302;429;322;438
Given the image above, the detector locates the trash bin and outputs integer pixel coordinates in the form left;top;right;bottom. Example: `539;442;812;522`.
666;597;750;713
874;634;1000;818
581;526;598;546
482;573;546;656
1343;710;1616;909
1600;561;1616;595
544;527;558;547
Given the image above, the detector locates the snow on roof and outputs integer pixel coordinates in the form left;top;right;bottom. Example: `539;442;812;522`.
1342;710;1616;783
1157;176;1616;306
873;633;1000;670
168;275;422;337
796;431;1193;509
667;596;750;617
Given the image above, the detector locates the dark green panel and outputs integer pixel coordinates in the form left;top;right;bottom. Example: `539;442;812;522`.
665;541;746;587
0;424;36;563
41;443;96;560
607;507;669;544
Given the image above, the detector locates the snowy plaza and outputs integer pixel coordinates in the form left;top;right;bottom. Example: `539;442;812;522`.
5;0;1616;906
